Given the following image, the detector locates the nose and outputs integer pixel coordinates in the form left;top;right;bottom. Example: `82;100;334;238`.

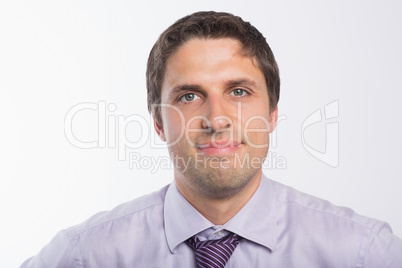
201;95;232;132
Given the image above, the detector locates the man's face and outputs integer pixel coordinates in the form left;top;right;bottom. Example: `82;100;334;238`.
155;38;278;199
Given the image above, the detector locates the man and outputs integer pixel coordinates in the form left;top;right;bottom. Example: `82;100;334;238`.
21;11;402;267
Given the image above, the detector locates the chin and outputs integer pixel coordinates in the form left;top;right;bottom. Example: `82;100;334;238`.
184;164;261;199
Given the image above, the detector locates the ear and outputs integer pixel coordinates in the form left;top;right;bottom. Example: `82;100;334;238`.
153;114;166;142
268;107;278;133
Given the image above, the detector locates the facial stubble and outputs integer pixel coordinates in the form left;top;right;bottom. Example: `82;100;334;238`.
172;143;265;200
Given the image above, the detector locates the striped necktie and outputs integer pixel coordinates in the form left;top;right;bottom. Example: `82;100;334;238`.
185;232;242;268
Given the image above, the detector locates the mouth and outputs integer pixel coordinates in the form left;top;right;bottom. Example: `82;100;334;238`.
195;140;243;156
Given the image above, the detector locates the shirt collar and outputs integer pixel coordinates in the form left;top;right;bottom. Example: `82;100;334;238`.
164;173;277;253
164;180;214;253
223;174;277;250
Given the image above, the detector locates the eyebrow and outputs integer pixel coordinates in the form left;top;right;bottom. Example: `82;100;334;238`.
225;78;257;88
169;78;258;98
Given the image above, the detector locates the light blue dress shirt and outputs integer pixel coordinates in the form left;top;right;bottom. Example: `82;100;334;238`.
21;175;402;267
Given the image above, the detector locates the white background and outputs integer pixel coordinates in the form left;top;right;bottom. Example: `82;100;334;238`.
1;0;401;266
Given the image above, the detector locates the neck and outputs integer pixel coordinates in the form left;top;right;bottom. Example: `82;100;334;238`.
175;169;262;225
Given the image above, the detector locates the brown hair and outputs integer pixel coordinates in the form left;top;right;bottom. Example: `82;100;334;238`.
146;11;280;125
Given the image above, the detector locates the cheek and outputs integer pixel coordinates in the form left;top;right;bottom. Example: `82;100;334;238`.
162;109;185;143
185;116;206;141
241;110;271;145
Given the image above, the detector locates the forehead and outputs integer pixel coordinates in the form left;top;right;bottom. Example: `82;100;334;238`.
172;37;243;59
167;38;250;69
162;38;263;90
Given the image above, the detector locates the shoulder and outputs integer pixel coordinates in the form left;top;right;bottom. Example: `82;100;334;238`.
19;185;171;267
267;178;379;229
261;178;402;267
66;184;170;238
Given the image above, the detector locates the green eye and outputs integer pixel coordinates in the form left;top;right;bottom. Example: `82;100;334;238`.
181;93;199;102
184;93;194;101
232;88;246;96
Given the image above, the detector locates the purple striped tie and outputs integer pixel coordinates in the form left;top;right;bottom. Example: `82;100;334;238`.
185;232;242;268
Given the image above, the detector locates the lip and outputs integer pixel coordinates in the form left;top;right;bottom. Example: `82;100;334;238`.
195;140;242;155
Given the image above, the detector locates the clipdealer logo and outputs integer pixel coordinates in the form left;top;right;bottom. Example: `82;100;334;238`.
301;100;339;167
64;100;339;170
64;101;154;161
